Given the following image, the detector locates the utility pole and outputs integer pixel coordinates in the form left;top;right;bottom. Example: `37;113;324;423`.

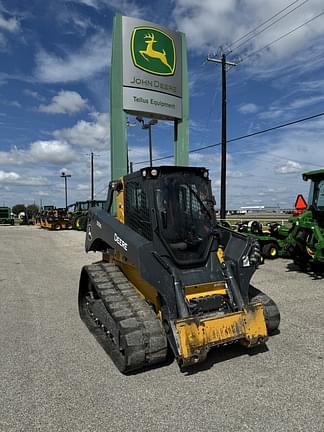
207;53;237;220
91;152;94;201
60;172;71;210
87;152;100;200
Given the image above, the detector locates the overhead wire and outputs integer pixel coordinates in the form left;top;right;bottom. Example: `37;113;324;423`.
227;0;302;49
241;10;324;62
133;111;324;165
230;0;309;54
228;150;324;168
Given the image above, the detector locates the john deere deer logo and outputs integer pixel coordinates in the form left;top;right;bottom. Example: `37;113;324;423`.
131;27;176;76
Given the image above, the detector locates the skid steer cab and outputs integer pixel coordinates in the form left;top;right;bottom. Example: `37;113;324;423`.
79;166;280;373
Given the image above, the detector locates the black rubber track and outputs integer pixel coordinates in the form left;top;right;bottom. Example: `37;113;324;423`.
249;287;280;334
79;262;168;373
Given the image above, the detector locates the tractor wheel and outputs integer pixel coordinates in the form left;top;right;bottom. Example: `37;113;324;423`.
293;254;310;271
262;242;278;259
79;215;88;231
74;217;82;230
54;223;62;231
293;230;311;270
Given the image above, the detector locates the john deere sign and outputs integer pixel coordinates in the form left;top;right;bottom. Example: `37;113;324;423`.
122;16;182;119
131;27;176;76
109;14;188;182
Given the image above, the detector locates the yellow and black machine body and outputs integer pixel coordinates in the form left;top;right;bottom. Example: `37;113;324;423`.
37;205;55;228
79;166;280;373
43;208;72;230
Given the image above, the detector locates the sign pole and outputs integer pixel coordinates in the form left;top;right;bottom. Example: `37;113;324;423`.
110;14;128;182
174;33;189;166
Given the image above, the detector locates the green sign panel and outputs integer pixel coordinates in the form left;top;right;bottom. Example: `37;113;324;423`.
131;27;176;76
109;14;189;183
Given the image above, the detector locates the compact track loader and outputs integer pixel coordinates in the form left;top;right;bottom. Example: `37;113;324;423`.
79;166;280;372
43;208;72;230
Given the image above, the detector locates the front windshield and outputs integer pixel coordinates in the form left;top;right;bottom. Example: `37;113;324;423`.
313;180;324;210
93;201;105;209
154;174;214;263
80;203;89;210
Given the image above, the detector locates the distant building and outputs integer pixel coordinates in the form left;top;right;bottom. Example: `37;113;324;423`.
239;206;282;213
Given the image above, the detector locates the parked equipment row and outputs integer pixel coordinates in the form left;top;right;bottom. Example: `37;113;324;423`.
36;200;106;231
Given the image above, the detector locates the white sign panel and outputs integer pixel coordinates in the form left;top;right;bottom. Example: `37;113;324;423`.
122;16;182;119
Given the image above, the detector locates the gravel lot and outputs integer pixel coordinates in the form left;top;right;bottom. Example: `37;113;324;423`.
0;225;323;432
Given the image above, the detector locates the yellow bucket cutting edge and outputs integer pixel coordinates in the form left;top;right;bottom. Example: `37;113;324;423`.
175;303;268;365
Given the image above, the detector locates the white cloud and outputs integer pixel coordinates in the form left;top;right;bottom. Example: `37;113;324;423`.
258;109;285;120
238;103;258;114
0;11;20;50
0;113;107;171
53;112;108;150
8;100;21;108
299;79;324;92
189;152;218;164
288;95;324;110
0;170;48;186
0;149;24;165
0;13;20;32
76;183;90;191
38;90;88;114
23;89;44;101
69;0;144;17
0;170;19;182
0;141;78;167
274;160;303;174
172;0;324;74
34;31;110;83
258;91;324;121
29;140;78;165
72;0;99;7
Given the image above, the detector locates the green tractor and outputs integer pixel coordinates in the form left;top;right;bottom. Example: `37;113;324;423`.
69;200;106;231
0;207;14;225
283;168;324;269
237;220;289;260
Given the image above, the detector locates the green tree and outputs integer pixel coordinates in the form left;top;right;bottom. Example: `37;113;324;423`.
27;204;39;217
12;204;26;216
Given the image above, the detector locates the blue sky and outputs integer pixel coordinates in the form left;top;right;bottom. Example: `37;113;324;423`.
1;0;324;209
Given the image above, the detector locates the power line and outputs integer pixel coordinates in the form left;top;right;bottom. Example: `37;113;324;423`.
193;110;324;151
227;0;302;49
230;0;309;54
229;150;324;168
133;111;324;165
242;10;324;62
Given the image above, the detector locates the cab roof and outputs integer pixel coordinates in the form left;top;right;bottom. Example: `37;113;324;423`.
302;168;324;181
